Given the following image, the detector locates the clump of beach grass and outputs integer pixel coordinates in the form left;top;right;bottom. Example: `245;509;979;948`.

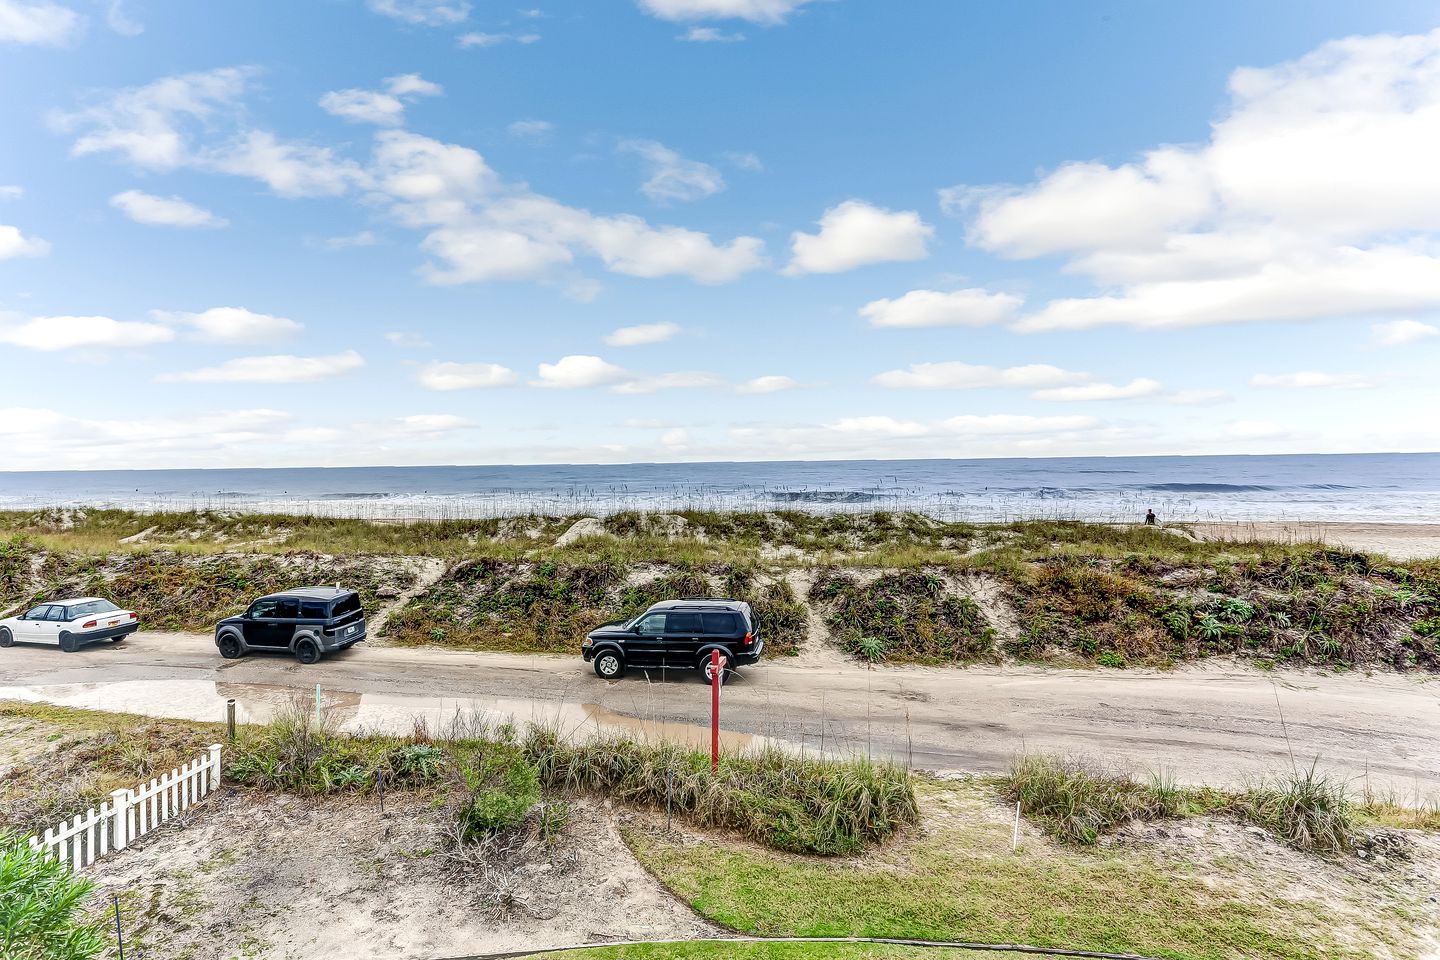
1236;765;1357;854
1000;753;1186;845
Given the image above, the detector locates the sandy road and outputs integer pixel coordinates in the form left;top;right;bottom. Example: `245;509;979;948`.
2;631;1437;795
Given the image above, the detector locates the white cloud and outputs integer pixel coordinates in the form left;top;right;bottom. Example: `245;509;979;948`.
0;185;21;200
619;139;725;203
955;29;1440;333
736;375;796;394
378;414;472;437
54;68;367;198
319;74;442;126
729;413;1103;455
0;224;50;259
1228;419;1286;440
211;131;368;198
458;30;540;47
319;230;378;250
153;307;302;344
1372;319;1438;347
508;119;554;140
417;360;517;390
53;66;255;170
0;407;293;468
660;427;689;447
604;322;679;346
1249;371;1374;390
0;314;173;350
860;288;1022;328
531;355;633;389
161;350;365;384
612;371;721;394
0;0;82;45
724;151;762;171
105;0;140;35
368;0;469;26
1164;389;1232;406
785;200;933;275
637;0;812;24
679;26;743;42
1031;378;1163;402
872;361;1087;391
384;331;431;348
110;189;226;228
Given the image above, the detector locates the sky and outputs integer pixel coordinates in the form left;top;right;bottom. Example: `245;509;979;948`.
2;0;1440;471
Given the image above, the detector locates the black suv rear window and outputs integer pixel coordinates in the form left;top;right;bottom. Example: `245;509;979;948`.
331;593;362;618
702;612;738;634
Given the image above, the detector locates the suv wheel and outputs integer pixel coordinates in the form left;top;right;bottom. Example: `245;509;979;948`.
218;634;244;659
0;627;11;648
699;654;728;685
294;638;321;665
593;650;624;679
59;632;78;654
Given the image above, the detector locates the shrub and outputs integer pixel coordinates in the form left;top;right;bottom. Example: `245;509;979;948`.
1235;767;1356;854
0;831;105;960
812;570;994;665
454;745;541;837
524;726;916;856
1001;753;1183;845
227;703;370;795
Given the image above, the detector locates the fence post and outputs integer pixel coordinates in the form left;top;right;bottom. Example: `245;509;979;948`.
110;790;131;851
208;744;223;793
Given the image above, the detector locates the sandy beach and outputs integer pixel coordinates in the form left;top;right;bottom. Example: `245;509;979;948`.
1186;521;1440;560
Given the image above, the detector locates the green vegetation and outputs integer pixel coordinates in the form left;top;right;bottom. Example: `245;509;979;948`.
3;509;1438;671
627;777;1419;960
384;558;807;656
0;831;105;960
539;944;1018;960
810;571;993;664
525;726;917;856
1002;753;1360;855
220;705;913;856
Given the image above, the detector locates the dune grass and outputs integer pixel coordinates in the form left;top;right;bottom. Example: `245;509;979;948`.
626;777;1421;960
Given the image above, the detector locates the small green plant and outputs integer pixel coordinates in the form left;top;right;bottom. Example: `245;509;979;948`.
1235;766;1355;854
1001;753;1183;845
1096;651;1125;668
389;743;447;782
455;746;541;837
0;831;106;960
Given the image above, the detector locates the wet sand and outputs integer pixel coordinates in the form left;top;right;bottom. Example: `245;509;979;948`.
1185;521;1440;560
3;631;1437;797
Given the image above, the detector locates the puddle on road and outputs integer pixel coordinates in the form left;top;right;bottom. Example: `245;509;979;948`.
0;679;764;752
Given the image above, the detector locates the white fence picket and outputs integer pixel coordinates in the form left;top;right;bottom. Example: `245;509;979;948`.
26;744;221;872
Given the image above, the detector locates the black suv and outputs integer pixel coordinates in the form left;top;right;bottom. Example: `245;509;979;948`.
582;599;762;681
215;587;366;664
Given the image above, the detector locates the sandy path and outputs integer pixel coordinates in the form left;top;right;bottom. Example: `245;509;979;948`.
3;631;1437;797
1185;521;1440;560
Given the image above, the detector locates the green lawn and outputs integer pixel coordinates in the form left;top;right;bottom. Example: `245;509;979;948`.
536;943;1024;960
624;781;1428;960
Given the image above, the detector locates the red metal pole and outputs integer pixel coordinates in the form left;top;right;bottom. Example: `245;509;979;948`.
710;648;721;773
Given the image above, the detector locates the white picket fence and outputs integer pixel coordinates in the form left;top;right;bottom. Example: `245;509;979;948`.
29;744;223;871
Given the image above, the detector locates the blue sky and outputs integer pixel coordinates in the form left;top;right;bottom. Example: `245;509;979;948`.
2;0;1439;469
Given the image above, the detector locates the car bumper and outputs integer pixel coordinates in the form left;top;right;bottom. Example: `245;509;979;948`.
321;626;366;652
80;622;140;642
733;638;763;665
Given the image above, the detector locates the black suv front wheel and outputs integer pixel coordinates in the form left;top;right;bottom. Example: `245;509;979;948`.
218;634;244;659
593;649;624;679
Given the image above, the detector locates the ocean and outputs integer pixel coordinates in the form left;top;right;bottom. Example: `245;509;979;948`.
0;453;1436;523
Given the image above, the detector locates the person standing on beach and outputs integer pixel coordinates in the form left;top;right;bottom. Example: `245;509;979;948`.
1145;509;1157;525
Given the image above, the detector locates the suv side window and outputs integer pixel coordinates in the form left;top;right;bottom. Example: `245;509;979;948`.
249;599;280;619
300;601;327;619
274;598;300;619
667;612;703;634
702;612;737;635
634;613;666;635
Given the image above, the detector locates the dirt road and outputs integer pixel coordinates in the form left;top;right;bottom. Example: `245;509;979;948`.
3;631;1437;795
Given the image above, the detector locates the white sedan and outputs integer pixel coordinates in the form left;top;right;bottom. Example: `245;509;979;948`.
0;597;139;652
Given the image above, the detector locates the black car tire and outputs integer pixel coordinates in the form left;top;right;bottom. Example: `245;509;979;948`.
218;634;244;659
698;654;728;685
593;650;624;679
0;627;11;648
59;632;78;653
294;638;321;665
